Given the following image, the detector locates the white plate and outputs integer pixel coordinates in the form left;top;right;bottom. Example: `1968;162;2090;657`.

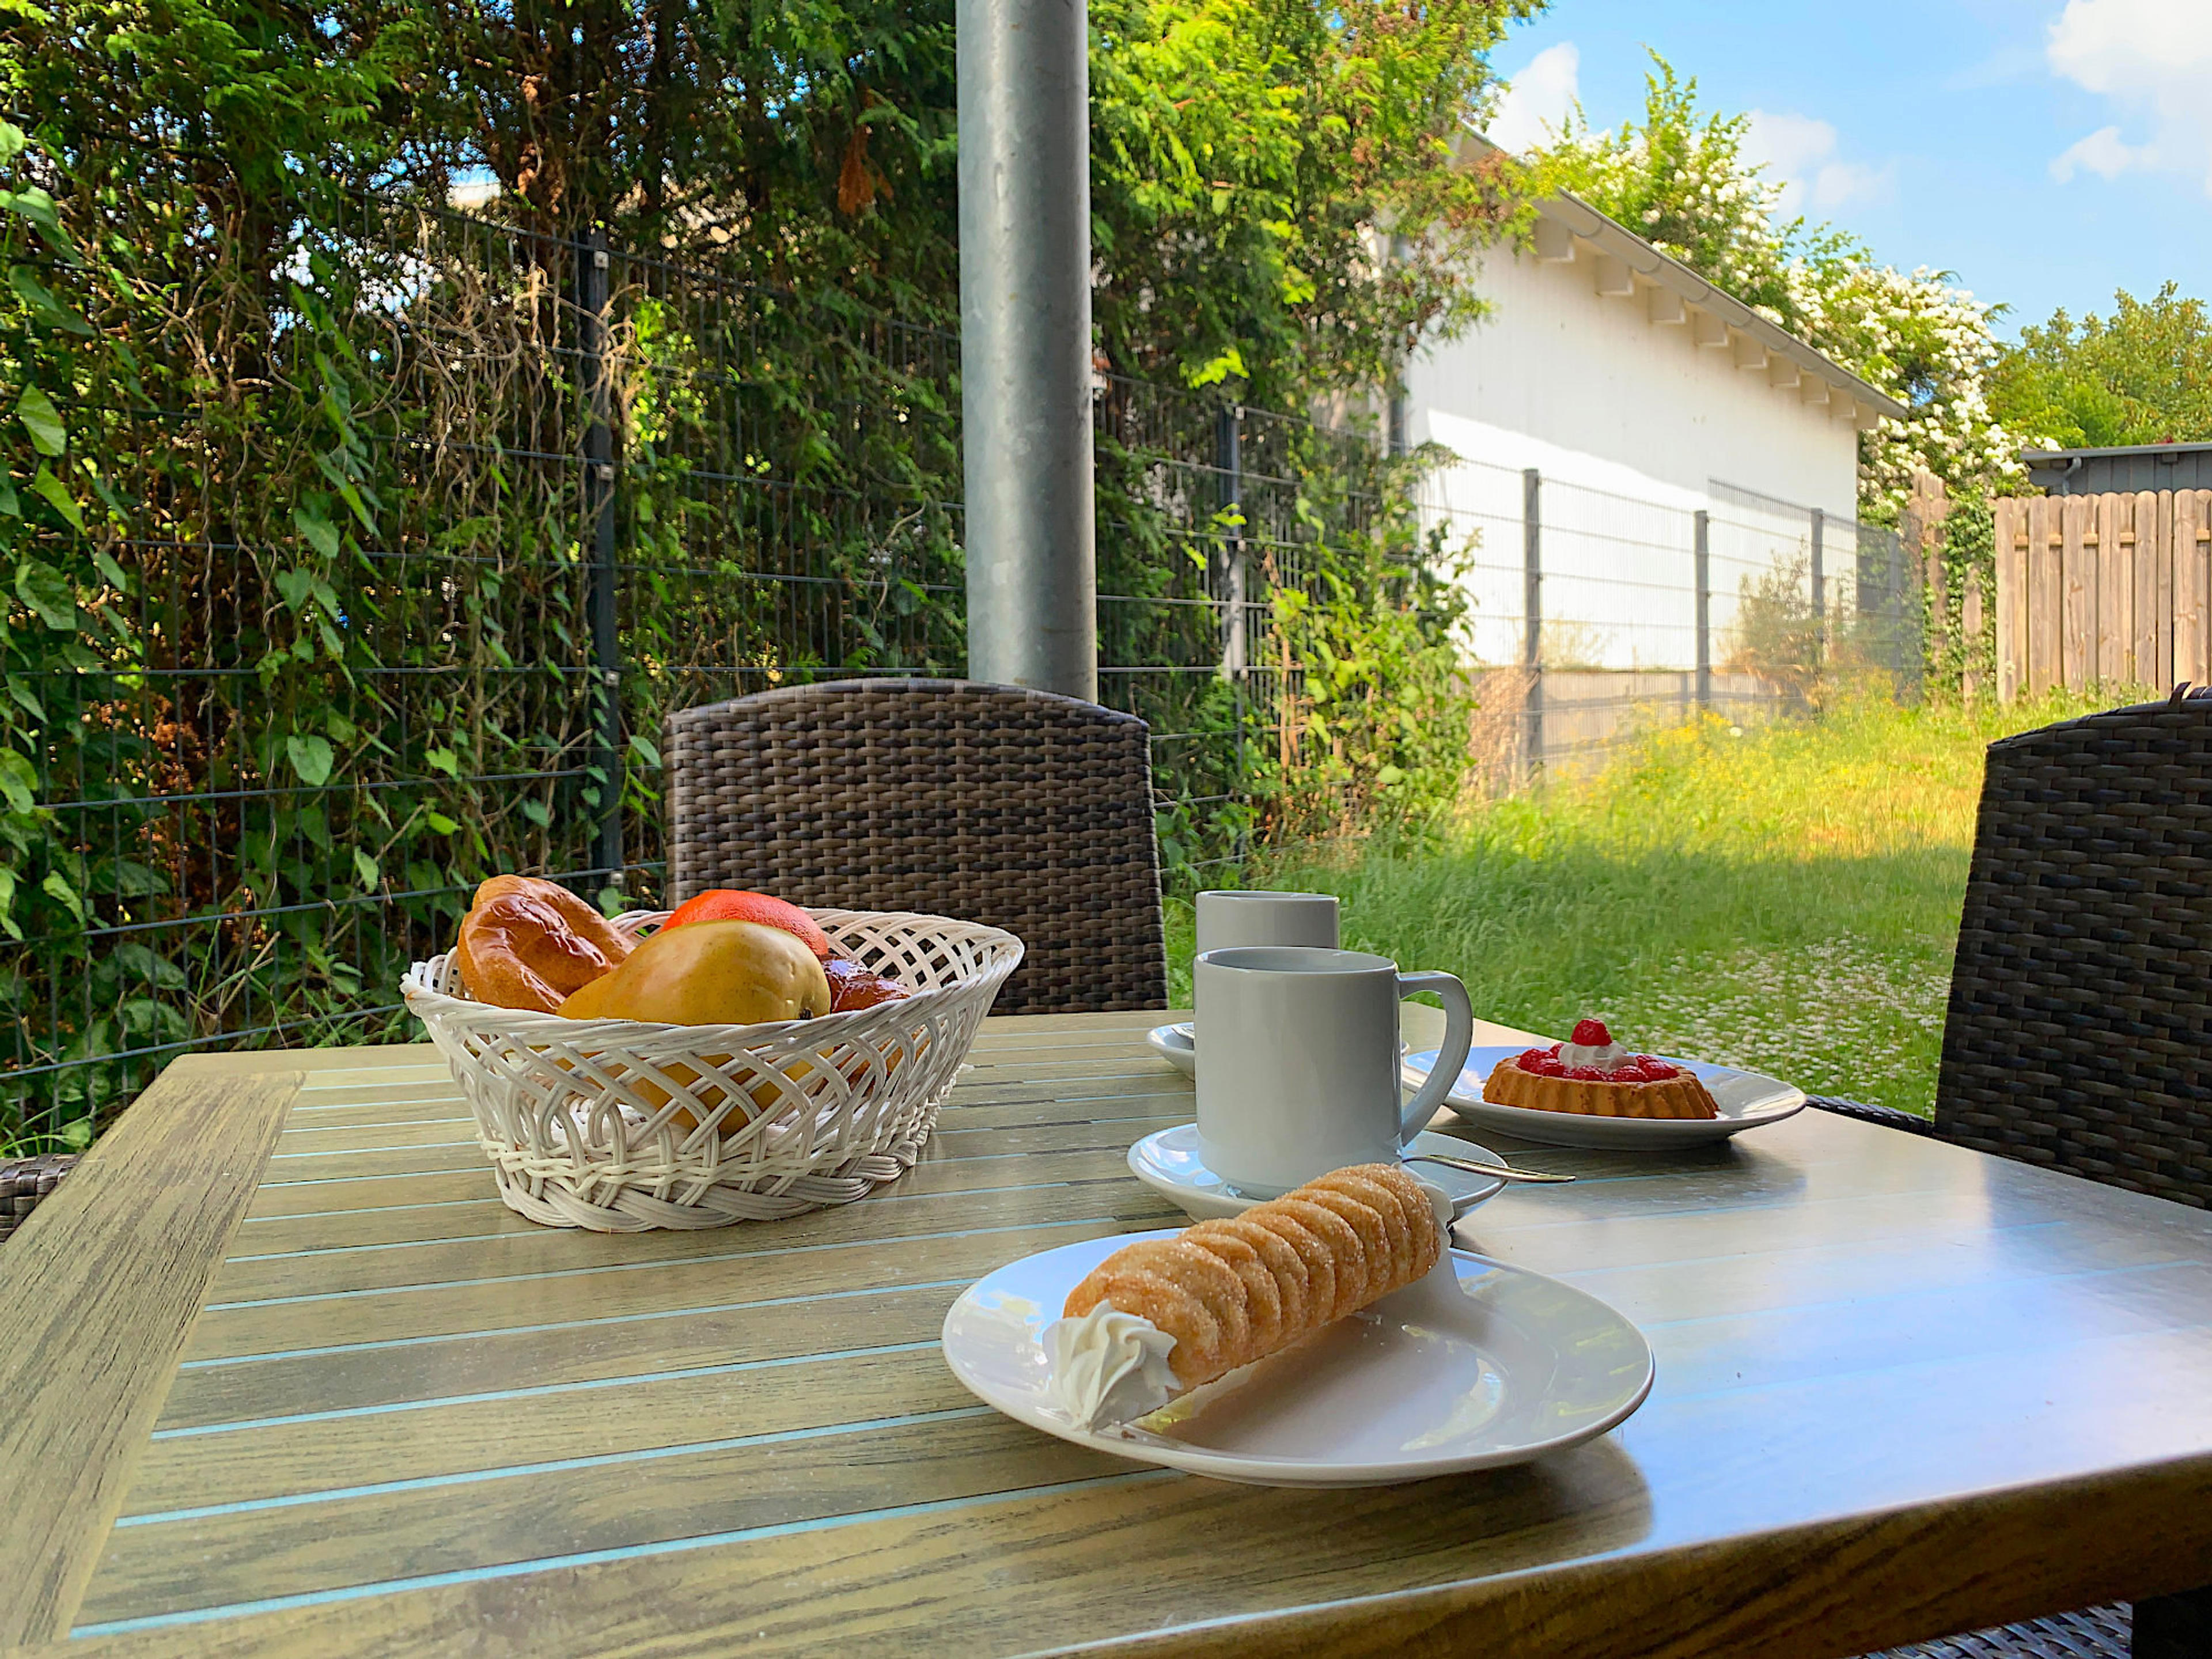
1145;1022;1198;1078
1404;1044;1808;1149
941;1230;1654;1487
1128;1123;1508;1219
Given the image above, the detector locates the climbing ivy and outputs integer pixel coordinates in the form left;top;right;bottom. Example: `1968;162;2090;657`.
0;0;1522;1145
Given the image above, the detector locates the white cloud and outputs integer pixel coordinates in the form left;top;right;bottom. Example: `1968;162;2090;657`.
1945;41;2048;92
1810;161;1891;210
1744;111;1893;217
2046;0;2212;194
1486;43;1581;156
2049;124;2157;183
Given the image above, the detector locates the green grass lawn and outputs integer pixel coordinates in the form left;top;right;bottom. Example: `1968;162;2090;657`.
1168;688;2142;1117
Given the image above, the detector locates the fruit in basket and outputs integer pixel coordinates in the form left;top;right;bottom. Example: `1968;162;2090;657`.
556;918;832;1025
456;876;635;1013
824;956;912;1012
661;889;833;960
554;922;849;1138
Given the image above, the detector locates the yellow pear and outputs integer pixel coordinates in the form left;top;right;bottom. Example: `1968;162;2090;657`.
557;919;831;1025
556;920;835;1139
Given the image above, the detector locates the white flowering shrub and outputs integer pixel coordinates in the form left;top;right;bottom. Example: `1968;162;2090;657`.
1523;56;2029;521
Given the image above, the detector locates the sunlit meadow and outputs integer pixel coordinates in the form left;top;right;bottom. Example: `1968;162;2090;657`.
1169;688;2142;1116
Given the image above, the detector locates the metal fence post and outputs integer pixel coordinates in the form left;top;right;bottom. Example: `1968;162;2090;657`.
1809;505;1826;620
578;228;624;885
1523;468;1543;779
1694;509;1711;711
1217;404;1246;680
1217;403;1248;824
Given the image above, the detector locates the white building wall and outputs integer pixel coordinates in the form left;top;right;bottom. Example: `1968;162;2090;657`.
1400;241;1868;671
1406;238;1860;513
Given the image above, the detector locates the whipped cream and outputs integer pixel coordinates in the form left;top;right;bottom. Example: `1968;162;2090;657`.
1556;1037;1633;1073
1043;1302;1180;1429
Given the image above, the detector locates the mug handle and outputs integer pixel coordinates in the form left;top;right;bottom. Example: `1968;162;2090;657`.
1395;971;1474;1147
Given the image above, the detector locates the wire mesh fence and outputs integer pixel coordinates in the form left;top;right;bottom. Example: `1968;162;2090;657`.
1418;457;1922;782
2;160;1923;1150
1;182;1407;1150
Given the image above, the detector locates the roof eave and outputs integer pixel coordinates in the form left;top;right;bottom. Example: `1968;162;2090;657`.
1453;132;1911;424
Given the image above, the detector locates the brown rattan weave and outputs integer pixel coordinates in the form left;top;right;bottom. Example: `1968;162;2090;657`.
1817;688;2212;1205
0;1153;76;1244
1925;687;2212;1208
1864;1604;2129;1659
665;679;1166;1016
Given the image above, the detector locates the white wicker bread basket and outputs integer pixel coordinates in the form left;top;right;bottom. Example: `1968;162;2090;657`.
401;908;1022;1232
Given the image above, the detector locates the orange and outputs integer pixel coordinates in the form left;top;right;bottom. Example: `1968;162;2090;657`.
661;889;832;960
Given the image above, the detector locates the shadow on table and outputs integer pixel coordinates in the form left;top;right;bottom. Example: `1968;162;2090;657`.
1112;1432;1655;1605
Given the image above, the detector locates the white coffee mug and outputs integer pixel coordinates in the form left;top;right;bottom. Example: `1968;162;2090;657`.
1194;889;1340;955
1193;945;1475;1198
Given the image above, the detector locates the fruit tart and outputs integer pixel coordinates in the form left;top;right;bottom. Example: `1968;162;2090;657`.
1483;1020;1719;1120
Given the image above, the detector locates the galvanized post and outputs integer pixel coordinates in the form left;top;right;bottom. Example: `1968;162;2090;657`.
1809;506;1826;681
1385;235;1409;460
578;228;623;884
1217;403;1248;841
957;0;1098;700
1523;468;1543;778
1694;508;1711;711
1810;506;1826;619
1217;405;1246;680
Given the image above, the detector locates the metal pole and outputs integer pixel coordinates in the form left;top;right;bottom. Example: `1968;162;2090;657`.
1523;468;1543;779
1810;507;1826;619
1694;509;1711;712
1384;234;1408;458
578;228;623;885
1217;405;1246;679
957;0;1097;700
1217;404;1248;844
1809;506;1826;680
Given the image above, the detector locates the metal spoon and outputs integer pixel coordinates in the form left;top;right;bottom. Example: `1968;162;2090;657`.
1406;1151;1576;1185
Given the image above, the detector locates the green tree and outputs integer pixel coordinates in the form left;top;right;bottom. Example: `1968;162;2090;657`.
1089;0;1537;406
1988;284;2212;450
8;0;1540;399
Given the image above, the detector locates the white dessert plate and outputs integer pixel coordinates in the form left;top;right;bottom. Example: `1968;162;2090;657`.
941;1230;1654;1488
1145;1021;1198;1078
1404;1044;1807;1149
1128;1123;1508;1219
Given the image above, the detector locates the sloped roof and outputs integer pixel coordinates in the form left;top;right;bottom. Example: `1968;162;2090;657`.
1456;134;1910;425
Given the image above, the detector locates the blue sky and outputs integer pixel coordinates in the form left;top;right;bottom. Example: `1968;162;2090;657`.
1484;0;2212;340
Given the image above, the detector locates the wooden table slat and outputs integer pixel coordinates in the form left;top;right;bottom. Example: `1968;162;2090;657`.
0;1062;300;1648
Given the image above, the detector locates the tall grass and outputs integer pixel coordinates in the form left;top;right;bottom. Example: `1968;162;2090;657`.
1169;688;2145;1116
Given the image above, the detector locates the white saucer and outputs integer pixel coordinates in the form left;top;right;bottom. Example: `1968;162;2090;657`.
1404;1044;1808;1149
1145;1022;1198;1078
941;1230;1654;1487
1128;1123;1508;1219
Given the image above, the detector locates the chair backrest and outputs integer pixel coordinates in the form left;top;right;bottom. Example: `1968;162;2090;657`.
664;679;1167;1016
1935;687;2212;1209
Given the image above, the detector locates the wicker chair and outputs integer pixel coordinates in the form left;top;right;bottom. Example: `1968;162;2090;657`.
664;679;1167;1016
1819;687;2212;1659
0;1154;76;1244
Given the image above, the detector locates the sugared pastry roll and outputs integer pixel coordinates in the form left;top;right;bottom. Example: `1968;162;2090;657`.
1044;1162;1445;1429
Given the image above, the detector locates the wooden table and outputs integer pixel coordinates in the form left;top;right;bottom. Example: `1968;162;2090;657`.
5;1008;2211;1659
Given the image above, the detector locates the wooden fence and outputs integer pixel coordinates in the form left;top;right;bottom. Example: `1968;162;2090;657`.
1995;491;2212;698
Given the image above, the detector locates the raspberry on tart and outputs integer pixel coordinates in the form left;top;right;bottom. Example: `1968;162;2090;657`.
1483;1020;1719;1120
